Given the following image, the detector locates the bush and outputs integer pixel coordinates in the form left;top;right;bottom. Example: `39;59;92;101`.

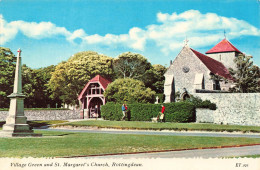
186;96;217;110
101;102;196;123
101;103;123;121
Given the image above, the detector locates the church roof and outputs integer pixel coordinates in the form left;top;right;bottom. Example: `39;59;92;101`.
78;75;112;100
206;39;242;54
191;48;234;80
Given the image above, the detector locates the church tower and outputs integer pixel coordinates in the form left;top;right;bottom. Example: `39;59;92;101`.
206;39;242;70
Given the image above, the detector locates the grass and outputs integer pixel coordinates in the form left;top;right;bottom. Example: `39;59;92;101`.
53;120;260;133
0;130;260;157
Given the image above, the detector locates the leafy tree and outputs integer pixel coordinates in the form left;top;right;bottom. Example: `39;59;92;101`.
0;47;15;108
229;54;260;93
22;65;60;108
113;52;152;79
48;51;114;105
143;64;166;93
104;78;156;104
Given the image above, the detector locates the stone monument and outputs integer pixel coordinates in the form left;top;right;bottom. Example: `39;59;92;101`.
0;49;42;137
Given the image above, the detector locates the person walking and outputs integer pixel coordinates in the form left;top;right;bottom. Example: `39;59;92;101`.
160;105;165;122
122;104;126;120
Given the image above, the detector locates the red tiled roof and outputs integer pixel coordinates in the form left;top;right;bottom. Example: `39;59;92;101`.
191;48;234;80
89;75;111;89
78;75;112;100
206;39;241;54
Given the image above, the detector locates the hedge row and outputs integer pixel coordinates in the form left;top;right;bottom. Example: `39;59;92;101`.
101;102;196;123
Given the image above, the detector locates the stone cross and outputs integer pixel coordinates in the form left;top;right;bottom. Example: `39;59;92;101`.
0;49;42;137
155;96;159;104
183;37;189;46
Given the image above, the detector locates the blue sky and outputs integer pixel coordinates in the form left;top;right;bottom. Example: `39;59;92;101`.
0;0;260;68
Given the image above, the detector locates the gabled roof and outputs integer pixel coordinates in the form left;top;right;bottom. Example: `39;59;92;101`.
206;39;242;54
191;48;234;80
78;75;112;100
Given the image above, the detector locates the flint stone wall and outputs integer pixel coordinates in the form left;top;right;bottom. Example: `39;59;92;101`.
0;110;81;121
194;93;260;126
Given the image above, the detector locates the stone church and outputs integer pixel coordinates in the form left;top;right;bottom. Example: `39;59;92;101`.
164;38;241;103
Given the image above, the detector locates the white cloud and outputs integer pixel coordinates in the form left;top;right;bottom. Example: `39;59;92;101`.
1;10;260;54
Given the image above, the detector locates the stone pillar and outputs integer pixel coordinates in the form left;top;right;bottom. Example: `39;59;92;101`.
0;49;42;137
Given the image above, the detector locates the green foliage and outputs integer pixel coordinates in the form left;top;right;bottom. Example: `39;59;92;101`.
104;78;156;104
229;54;260;93
48;51;114;105
22;64;61;108
101;102;196;123
0;47;15;108
143;64;166;93
113;52;151;79
100;103;123;121
186;96;217;110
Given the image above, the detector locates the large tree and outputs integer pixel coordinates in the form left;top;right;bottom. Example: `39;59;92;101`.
143;64;166;93
104;78;156;104
0;47;15;108
22;65;60;108
229;54;260;93
48;51;114;105
113;52;152;79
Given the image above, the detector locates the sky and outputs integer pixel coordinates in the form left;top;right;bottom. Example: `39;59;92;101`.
0;0;260;69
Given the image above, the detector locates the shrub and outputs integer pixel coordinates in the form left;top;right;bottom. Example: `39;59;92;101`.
186;96;217;110
101;103;123;121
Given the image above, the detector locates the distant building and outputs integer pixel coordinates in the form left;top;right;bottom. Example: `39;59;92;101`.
78;75;111;119
164;39;240;103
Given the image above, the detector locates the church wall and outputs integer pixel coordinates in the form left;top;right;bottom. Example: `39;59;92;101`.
207;52;236;69
0;110;81;121
194;93;260;126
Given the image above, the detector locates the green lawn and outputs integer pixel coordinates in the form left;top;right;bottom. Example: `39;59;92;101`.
0;130;260;157
53;120;260;133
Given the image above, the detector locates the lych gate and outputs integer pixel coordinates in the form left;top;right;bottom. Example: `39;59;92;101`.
78;75;111;119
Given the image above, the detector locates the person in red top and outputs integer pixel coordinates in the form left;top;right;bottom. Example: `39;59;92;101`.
160;105;165;122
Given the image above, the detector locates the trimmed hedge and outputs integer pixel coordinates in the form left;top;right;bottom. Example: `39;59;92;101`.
100;103;123;121
101;102;196;123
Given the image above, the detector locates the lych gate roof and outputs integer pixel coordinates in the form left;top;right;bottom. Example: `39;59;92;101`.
191;48;234;80
206;39;242;54
89;75;111;89
78;75;111;100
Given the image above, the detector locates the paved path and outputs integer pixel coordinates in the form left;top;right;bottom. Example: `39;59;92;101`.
37;128;260;138
83;145;260;158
